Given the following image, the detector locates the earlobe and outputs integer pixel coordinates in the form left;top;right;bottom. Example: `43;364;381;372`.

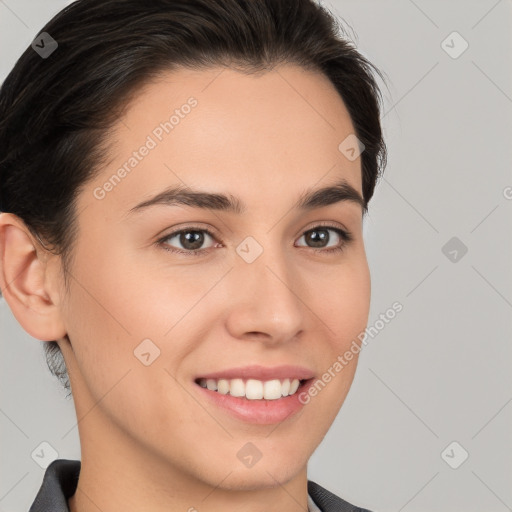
0;212;67;341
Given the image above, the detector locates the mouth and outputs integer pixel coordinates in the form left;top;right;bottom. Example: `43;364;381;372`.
193;376;316;425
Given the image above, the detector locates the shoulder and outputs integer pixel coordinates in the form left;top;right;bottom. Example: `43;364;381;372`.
29;459;81;512
307;479;375;512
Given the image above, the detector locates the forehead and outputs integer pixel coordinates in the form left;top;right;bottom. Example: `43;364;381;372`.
80;64;362;217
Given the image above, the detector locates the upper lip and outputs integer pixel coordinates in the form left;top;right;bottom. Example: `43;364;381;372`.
195;364;315;382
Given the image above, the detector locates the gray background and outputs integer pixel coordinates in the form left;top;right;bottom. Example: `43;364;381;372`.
1;1;511;511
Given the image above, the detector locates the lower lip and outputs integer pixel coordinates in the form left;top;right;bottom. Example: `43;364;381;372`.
194;379;315;425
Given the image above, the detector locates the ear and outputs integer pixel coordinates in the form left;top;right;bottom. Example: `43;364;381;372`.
0;213;67;341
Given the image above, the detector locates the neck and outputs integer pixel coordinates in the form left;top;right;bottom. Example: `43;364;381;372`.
67;410;310;512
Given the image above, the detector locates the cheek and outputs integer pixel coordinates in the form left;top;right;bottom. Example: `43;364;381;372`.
60;248;162;395
62;271;190;442
292;258;370;445
307;253;370;390
61;243;217;410
70;250;184;339
313;254;371;341
340;259;371;334
306;263;370;412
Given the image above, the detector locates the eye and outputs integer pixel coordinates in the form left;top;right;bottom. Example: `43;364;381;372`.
156;223;352;256
158;227;219;255
295;225;352;254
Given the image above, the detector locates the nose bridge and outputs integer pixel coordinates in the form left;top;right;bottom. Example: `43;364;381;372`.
226;236;305;340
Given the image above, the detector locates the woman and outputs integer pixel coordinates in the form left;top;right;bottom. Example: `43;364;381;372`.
0;0;387;511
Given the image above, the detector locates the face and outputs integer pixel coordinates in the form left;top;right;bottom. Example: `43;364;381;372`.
54;64;371;489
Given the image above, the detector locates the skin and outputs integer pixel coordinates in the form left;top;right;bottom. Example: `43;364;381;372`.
0;64;371;512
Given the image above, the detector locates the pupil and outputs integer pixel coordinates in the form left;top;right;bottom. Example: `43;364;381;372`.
181;231;204;250
307;228;328;248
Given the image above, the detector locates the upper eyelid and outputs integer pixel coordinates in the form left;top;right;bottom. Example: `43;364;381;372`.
160;220;349;238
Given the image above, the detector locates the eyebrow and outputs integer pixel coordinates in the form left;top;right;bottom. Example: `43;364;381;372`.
126;178;366;216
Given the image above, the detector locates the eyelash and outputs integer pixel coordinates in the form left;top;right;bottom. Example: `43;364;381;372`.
156;222;353;257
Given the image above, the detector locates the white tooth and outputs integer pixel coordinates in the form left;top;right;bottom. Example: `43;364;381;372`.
289;378;300;395
263;379;283;400
204;377;303;399
217;379;230;395
229;378;245;397
245;379;263;399
206;379;218;391
281;378;291;396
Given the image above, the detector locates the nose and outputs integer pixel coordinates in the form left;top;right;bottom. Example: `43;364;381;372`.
224;245;307;345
